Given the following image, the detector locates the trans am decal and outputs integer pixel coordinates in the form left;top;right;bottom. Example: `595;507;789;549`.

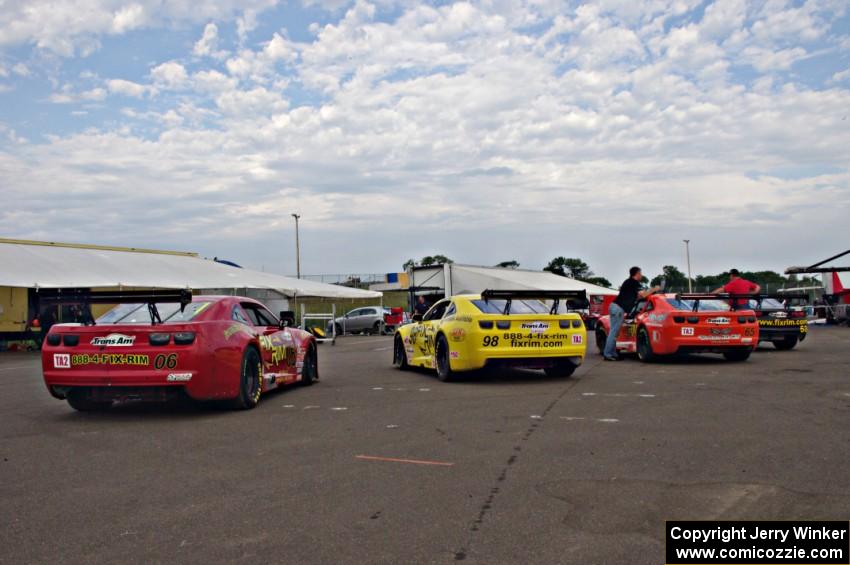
90;333;136;347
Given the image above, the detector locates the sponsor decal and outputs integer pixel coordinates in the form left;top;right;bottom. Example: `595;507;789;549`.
449;328;466;342
450;351;459;359
166;373;193;382
224;323;253;339
90;333;136;347
768;311;788;319
647;313;667;323
759;319;807;327
742;337;753;343
520;321;549;334
572;334;583;345
259;335;296;365
706;317;730;325
456;315;473;323
710;328;732;335
53;353;71;369
72;353;150;366
681;327;695;336
652;331;660;342
697;334;741;341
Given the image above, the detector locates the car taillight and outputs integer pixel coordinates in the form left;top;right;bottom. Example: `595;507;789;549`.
46;334;61;346
748;317;756;323
687;316;699;324
673;316;685;323
479;321;494;329
63;334;79;346
571;319;582;328
737;316;747;324
496;320;510;330
149;333;170;346
790;310;805;318
173;332;196;345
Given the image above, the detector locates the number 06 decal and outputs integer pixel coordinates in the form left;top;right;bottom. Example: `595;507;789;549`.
154;353;178;370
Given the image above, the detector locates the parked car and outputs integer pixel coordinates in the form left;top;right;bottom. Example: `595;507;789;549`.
595;293;759;362
328;306;387;335
746;296;808;350
393;289;587;381
40;290;318;411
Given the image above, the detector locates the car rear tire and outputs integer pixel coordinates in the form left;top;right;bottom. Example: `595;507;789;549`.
544;362;577;378
435;335;454;382
595;328;607;355
723;349;752;362
66;390;112;412
773;336;798;351
301;344;317;385
371;321;381;335
393;335;409;370
231;347;262;410
335;323;343;336
636;328;656;362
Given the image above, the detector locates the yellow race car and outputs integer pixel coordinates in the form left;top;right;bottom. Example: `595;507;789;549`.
393;290;588;381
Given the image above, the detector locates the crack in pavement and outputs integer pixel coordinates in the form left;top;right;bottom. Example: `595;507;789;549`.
455;360;604;560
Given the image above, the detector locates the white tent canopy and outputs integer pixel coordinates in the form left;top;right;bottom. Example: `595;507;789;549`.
0;240;381;299
412;264;618;296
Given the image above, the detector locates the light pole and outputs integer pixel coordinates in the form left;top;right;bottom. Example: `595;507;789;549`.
291;213;301;279
683;239;692;292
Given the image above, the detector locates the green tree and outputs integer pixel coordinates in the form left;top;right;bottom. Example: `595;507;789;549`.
584;276;612;288
545;257;593;279
405;255;453;269
650;265;688;289
496;260;520;269
402;259;415;271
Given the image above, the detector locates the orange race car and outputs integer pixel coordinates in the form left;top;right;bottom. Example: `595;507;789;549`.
595;293;759;362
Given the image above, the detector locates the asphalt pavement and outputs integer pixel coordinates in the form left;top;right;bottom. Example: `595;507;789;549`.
1;327;849;564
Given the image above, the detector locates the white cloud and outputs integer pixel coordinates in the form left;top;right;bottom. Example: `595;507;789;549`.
150;61;189;89
2;0;849;276
0;0;281;56
107;78;149;97
193;23;228;59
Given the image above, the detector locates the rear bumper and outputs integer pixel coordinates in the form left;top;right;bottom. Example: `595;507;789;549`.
482;356;583;371
452;343;586;372
43;369;210;400
757;324;806;342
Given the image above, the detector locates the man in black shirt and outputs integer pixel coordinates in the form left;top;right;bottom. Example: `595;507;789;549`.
603;266;661;360
413;295;430;316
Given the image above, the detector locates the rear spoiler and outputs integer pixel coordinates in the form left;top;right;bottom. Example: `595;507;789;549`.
675;293;758;312
481;289;588;315
36;288;193;325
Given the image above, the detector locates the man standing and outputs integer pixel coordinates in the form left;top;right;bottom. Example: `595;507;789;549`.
603;267;661;361
413;295;430;316
712;269;760;308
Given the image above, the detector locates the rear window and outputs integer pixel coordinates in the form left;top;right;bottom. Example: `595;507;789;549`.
665;298;731;312
749;298;784;310
471;299;549;314
96;301;213;324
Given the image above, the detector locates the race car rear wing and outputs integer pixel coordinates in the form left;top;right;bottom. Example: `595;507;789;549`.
35;288;193;325
675;293;760;311
481;289;588;315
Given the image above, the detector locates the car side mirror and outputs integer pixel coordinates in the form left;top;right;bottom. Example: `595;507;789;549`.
412;313;423;322
279;311;296;328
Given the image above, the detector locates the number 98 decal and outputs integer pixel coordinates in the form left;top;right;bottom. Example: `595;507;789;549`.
154;353;178;370
482;336;499;347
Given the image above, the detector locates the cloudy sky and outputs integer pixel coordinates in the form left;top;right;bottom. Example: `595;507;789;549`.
0;0;848;282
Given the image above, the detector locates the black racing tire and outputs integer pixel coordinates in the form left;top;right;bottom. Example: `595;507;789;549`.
231;347;262;410
773;336;798;351
595;328;607;355
435;334;454;382
371;321;382;335
66;390;112;412
636;327;656;362
544;362;577;378
723;349;752;362
301;344;318;385
393;335;409;370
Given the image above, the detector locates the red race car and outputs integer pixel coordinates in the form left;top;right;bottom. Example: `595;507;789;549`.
39;290;318;411
594;293;759;362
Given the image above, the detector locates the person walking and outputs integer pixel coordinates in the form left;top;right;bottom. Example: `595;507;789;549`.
712;269;760;308
603;266;661;361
